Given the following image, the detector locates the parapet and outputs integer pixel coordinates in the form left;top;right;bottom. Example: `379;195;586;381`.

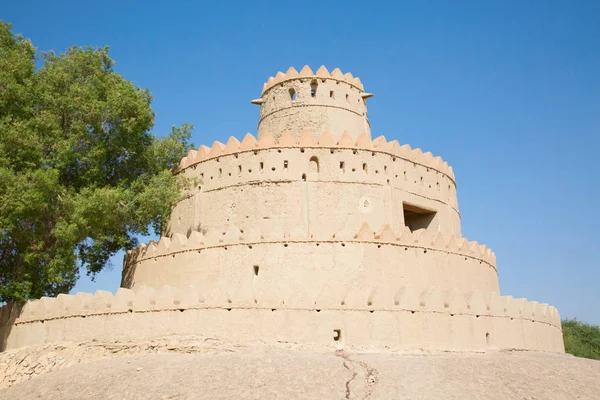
174;131;455;182
260;66;366;95
126;223;494;267
0;284;564;355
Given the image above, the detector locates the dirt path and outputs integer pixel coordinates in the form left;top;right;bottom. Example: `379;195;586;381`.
1;348;598;399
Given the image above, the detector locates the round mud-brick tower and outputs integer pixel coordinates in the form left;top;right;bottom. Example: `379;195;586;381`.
254;65;373;143
0;66;565;360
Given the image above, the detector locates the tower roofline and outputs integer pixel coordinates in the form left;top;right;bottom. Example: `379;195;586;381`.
261;65;365;95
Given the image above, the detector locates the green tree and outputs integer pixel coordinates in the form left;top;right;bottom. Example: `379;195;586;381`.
0;21;195;302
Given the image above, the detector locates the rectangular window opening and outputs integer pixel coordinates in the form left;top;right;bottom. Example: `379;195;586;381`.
403;203;437;232
284;160;288;172
339;161;345;173
333;329;342;341
253;265;259;276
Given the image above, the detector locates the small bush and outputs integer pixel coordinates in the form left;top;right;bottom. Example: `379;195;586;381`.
562;319;600;360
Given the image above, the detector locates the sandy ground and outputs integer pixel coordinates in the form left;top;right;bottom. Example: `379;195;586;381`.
1;348;599;400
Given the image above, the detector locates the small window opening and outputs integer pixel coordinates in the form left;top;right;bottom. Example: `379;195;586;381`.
403;203;437;232
330;90;334;98
253;265;259;276
333;329;342;341
309;156;319;173
346;94;349;103
310;80;318;97
289;88;297;100
302;173;306;181
339;161;345;173
284;160;288;171
218;168;222;178
486;332;491;345
238;165;242;175
260;162;264;172
362;163;368;173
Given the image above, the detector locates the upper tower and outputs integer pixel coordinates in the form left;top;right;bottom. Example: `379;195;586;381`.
252;66;373;143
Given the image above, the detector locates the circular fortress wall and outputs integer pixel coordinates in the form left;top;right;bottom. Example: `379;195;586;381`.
256;66;371;143
0;284;563;354
166;131;461;242
121;223;499;295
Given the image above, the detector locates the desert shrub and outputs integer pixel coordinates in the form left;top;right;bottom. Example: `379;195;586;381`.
562;319;600;360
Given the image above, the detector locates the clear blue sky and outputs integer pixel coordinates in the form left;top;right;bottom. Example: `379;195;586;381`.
3;1;599;324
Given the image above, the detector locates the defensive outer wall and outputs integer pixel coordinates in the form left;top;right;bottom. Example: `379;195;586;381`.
0;66;564;367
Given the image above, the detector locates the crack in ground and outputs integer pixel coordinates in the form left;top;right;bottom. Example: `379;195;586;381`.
343;361;358;399
339;353;379;399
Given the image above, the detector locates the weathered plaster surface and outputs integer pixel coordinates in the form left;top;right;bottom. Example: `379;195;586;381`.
0;285;562;354
121;224;498;294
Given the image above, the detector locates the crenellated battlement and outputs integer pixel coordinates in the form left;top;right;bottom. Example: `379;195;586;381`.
0;283;563;355
175;131;455;182
125;223;494;268
260;65;366;95
0;285;559;328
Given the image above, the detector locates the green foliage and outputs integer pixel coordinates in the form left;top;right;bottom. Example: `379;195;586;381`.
0;22;195;302
562;319;600;360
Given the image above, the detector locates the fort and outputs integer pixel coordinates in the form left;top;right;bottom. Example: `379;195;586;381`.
0;66;565;388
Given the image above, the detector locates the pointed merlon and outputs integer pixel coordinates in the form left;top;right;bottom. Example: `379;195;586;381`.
343;72;354;83
156;236;171;254
299;65;314;78
240;133;259;151
224;136;241;155
355;132;372;149
317;130;335;146
209;141;225;158
299;130;315;147
194;145;210;163
273;71;285;85
337;131;354;147
399;144;412;159
331;68;344;80
185;150;197;168
171;233;187;251
277;130;297;147
188;230;205;246
423;152;434;164
375;224;395;241
372;135;387;149
396;226;412;245
432;156;444;170
316;65;330;77
285;66;299;78
258;131;276;148
387;140;401;155
355;222;374;240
